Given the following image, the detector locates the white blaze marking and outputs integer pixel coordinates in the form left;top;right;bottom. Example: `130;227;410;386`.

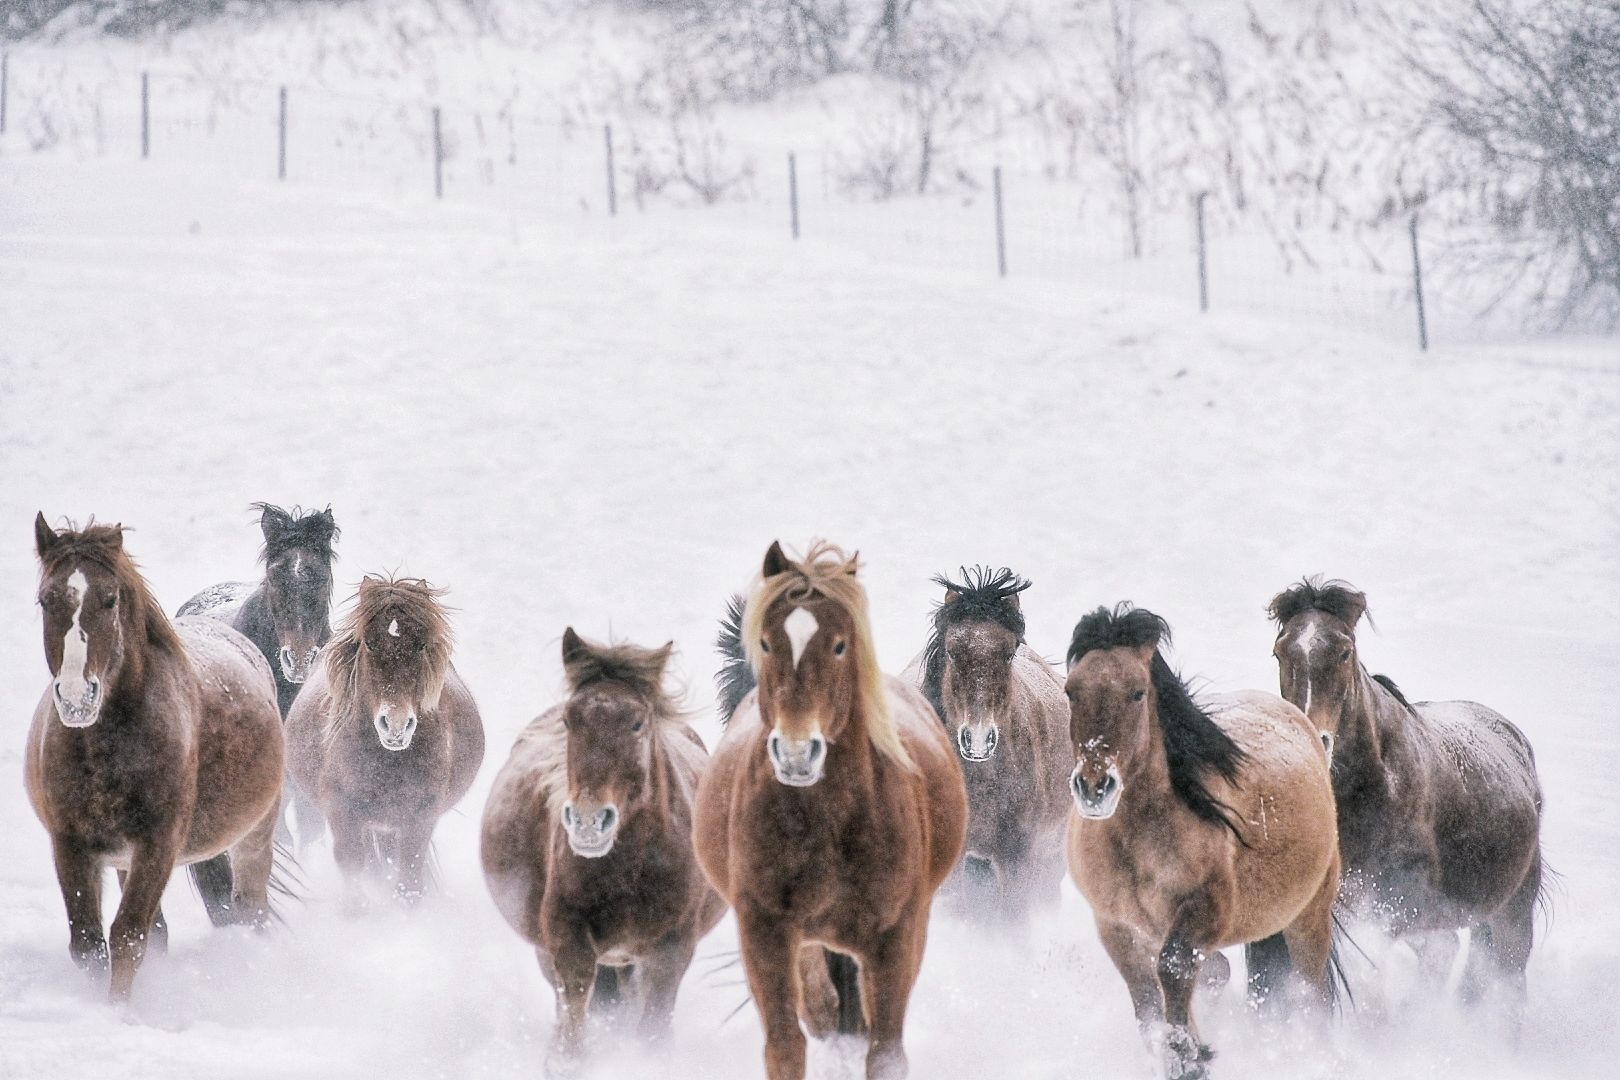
294;554;304;578
783;607;819;669
1295;622;1316;716
388;618;400;637
58;570;91;698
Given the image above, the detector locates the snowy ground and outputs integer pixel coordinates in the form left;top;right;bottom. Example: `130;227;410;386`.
0;152;1617;1080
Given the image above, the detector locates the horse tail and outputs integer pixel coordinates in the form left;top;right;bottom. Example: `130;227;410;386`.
1327;908;1365;1012
1532;850;1560;933
189;853;236;928
825;949;865;1035
267;838;307;925
715;594;755;728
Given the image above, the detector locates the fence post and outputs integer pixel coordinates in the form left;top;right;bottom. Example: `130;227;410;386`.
604;124;617;216
277;86;287;181
1;53;9;136
1195;191;1210;313
788;152;799;240
432;106;443;199
141;71;150;159
993;165;1006;278
1410;214;1429;351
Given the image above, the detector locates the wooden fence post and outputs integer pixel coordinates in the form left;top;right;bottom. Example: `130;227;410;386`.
993;165;1006;277
604;124;617;216
432;106;443;199
789;151;799;240
1410;214;1429;351
1195;191;1210;313
141;71;150;159
277;86;287;181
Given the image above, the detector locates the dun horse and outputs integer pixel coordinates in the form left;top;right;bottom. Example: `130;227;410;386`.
1064;604;1339;1080
26;516;285;1000
179;502;339;849
285;575;483;906
698;542;967;1080
902;566;1069;922
482;630;724;1064
1266;578;1545;1015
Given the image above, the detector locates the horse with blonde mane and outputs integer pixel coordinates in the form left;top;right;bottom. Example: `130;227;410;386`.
481;630;724;1067
697;541;968;1080
285;575;483;908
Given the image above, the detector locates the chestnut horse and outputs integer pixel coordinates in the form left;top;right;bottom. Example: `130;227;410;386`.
285;575;483;907
1266;578;1545;1018
178;502;339;852
903;566;1070;923
482;630;725;1066
1064;605;1339;1080
698;541;967;1080
26;516;285;1000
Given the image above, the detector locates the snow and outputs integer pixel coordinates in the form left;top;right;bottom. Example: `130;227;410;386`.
2;121;1618;1079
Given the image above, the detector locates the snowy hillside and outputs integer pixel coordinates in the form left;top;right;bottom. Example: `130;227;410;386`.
1;136;1617;1079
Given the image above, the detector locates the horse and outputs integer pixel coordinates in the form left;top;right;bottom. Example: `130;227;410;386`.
697;541;968;1080
26;515;285;1001
900;566;1069;923
178;502;338;852
1064;604;1340;1080
1266;578;1545;1019
481;630;725;1065
284;574;483;908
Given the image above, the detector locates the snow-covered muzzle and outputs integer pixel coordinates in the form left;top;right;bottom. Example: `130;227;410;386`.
561;799;619;858
279;643;320;684
1071;763;1123;819
53;674;102;728
956;720;1000;762
373;703;418;751
768;728;827;787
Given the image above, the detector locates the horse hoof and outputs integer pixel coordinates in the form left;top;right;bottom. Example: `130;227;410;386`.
1162;1027;1212;1080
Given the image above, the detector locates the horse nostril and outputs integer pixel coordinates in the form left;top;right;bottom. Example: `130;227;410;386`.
1070;771;1089;801
807;736;826;764
766;731;783;765
562;804;577;828
597;806;617;832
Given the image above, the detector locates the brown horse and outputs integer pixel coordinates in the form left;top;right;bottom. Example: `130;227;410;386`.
285;575;483;907
697;541;968;1080
481;630;725;1065
1266;578;1545;1018
901;566;1070;923
26;515;285;1001
1064;604;1339;1080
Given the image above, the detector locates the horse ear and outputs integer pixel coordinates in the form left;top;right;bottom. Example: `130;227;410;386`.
34;512;58;560
1339;591;1369;628
844;550;860;575
1008;591;1022;612
762;540;790;579
651;641;675;675
561;627;588;668
941;587;961;605
258;503;293;546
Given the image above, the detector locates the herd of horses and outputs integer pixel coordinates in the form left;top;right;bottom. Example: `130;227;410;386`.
24;506;1548;1079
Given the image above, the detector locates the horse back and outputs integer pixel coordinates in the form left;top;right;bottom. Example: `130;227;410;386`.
176;580;257;623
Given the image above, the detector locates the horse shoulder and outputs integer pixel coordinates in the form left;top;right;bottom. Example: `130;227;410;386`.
437;665;485;800
693;702;765;899
481;721;559;941
885;677;969;885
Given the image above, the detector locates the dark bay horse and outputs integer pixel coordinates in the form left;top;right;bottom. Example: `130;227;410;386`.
26;516;285;1001
1064;605;1340;1080
482;630;725;1065
902;566;1070;923
1267;578;1545;1017
697;541;968;1080
179;502;338;854
285;575;483;908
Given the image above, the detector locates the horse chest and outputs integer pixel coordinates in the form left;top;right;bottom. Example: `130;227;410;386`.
42;720;193;847
550;841;688;952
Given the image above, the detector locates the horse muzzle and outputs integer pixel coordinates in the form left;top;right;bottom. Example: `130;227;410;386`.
1071;765;1123;819
767;730;827;788
562;802;619;858
957;721;1000;762
52;675;102;728
374;707;418;752
278;644;320;684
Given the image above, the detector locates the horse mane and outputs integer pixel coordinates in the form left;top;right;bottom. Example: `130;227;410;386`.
532;634;688;813
252;502;340;563
715;593;753;727
919;566;1031;724
1066;604;1248;842
322;575;452;743
1370;673;1418;713
37;519;185;657
739;541;913;770
1266;576;1368;629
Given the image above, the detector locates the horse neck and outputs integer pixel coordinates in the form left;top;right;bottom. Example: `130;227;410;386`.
1117;709;1175;810
1335;665;1423;796
105;600;178;715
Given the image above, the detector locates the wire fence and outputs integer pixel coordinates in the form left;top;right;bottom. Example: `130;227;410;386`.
0;53;1528;350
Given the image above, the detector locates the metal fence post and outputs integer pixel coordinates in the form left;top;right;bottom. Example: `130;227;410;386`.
993;165;1006;277
604;124;617;216
1410;214;1429;351
789;152;799;240
141;71;150;159
432;106;443;199
277;86;287;181
1195;191;1210;313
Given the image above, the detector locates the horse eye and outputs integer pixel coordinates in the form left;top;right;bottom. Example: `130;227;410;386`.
833;640;847;656
1131;690;1146;702
1339;650;1351;663
101;592;118;609
759;639;771;653
630;717;646;734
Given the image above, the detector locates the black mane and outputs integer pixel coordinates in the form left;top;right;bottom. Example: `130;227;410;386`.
1371;673;1417;712
1067;604;1249;842
253;502;340;563
715;594;754;727
1267;576;1368;628
919;566;1030;724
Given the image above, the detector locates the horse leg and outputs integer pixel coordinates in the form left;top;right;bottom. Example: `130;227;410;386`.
330;812;370;916
288;784;328;851
108;837;179;1002
227;796;280;927
117;870;168;953
859;916;927;1080
188;853;236;927
736;908;807;1080
1096;920;1166;1042
392;817;435;905
548;933;597;1067
53;843;107;971
1461;852;1540;1043
1157;898;1221;1080
1279;855;1340;1008
1243;934;1291;1012
795;945;840;1038
637;933;698;1043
